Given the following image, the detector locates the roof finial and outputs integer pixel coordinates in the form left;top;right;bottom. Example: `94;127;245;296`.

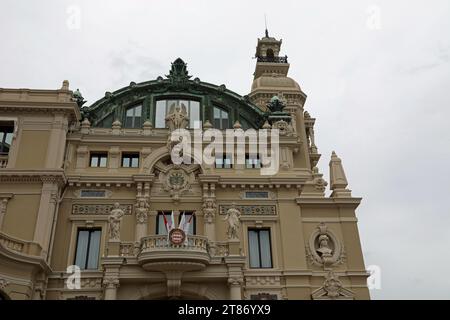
264;14;269;37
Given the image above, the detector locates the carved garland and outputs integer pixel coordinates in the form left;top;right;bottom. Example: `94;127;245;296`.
219;205;276;216
71;204;132;215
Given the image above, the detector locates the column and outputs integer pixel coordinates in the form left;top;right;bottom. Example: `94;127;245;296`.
135;198;149;243
103;277;119;300
33;177;59;259
203;197;217;242
0;194;13;231
228;277;243;300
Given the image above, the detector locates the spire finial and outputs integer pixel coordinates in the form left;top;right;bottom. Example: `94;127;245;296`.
264;14;269;37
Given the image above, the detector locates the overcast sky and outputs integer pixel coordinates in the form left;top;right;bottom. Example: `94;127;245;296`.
1;0;449;299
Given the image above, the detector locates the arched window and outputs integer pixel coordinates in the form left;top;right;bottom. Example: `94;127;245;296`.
213;106;229;129
266;48;274;59
155;99;200;129
125;104;142;128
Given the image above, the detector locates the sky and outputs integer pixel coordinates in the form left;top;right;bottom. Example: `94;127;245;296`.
1;0;449;299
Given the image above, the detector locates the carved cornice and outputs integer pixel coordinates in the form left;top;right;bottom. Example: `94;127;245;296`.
0;170;66;186
0;103;80;122
296;197;362;209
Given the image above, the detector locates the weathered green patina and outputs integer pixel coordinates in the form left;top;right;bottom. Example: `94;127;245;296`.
81;58;265;129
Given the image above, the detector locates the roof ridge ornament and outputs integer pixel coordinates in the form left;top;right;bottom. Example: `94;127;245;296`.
166;58;192;90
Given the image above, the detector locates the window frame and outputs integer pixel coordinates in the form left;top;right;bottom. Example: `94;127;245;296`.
156;211;196;235
154;99;201;129
215;154;233;169
178;212;196;235
121;152;140;168
248;228;273;269
73;228;102;270
89;152;108;168
0;122;14;155
213;106;230;130
124;104;143;129
245;154;261;169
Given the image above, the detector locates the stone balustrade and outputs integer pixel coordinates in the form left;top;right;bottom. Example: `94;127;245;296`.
0;231;43;256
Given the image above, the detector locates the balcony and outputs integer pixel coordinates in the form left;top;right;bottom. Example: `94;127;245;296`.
0;154;7;168
137;235;210;272
256;55;288;63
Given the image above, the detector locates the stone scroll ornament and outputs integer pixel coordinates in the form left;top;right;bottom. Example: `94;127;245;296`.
108;203;124;241
306;222;345;268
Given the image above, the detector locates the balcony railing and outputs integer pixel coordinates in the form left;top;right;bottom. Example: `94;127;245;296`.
137;234;210;271
0;154;8;168
256;55;288;63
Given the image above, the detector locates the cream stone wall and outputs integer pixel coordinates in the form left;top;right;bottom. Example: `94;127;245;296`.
0;38;370;300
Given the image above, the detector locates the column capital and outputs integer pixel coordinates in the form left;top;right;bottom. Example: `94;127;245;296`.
227;277;244;286
102;276;120;289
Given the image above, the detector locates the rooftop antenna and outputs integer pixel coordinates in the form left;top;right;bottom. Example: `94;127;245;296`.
264;14;269;37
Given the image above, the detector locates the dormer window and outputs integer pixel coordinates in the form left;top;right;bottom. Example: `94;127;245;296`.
155;99;200;129
213;106;229;129
125;104;142;128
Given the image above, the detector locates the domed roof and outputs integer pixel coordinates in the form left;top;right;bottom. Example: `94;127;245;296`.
251;74;301;92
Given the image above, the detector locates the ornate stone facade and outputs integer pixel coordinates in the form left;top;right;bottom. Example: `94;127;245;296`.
0;32;369;300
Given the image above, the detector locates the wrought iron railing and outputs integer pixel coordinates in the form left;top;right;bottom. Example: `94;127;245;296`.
256;55;288;63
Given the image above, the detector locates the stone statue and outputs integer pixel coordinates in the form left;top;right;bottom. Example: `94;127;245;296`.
202;198;217;224
135;198;149;224
165;103;189;131
108;203;124;241
316;234;333;258
223;204;241;240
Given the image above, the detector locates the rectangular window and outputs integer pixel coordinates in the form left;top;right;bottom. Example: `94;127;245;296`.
245;191;269;199
80;190;106;198
121;153;140;168
155;100;201;129
215;155;232;169
248;229;272;268
246;154;261;169
156;211;196;235
74;229;101;270
89;152;107;167
125;104;142;128
179;212;196;235
0;121;14;155
156;212;172;235
213;106;229;129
